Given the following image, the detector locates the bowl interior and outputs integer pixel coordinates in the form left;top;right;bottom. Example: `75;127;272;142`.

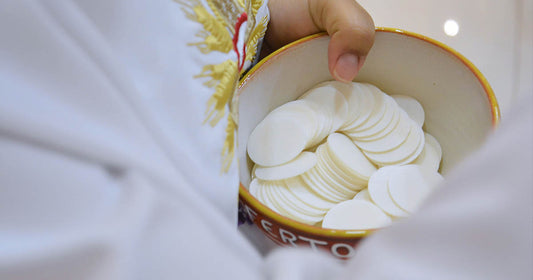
237;31;497;194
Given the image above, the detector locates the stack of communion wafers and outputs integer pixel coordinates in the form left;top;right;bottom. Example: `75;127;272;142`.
247;81;443;229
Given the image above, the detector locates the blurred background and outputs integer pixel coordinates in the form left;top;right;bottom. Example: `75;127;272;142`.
241;0;533;254
358;0;532;116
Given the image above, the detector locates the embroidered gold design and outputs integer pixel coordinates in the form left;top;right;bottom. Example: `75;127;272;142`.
176;0;266;173
221;113;237;173
195;59;238;126
178;0;233;53
245;15;267;63
250;0;263;16
207;0;243;34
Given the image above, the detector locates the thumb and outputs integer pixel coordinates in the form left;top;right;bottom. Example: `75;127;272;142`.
309;0;375;82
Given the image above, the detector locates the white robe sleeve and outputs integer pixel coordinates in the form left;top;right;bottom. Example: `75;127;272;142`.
0;0;269;279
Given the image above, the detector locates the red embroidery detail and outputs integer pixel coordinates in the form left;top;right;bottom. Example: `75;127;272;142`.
233;12;248;71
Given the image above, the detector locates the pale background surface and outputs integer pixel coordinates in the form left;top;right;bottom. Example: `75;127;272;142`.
358;0;533;116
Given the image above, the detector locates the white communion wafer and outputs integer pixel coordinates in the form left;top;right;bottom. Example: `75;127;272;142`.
273;182;327;217
367;166;409;217
388;165;444;213
247;102;316;166
249;178;261;198
314;160;359;196
353;188;372;202
264;100;320;140
307;166;353;200
326;133;377;180
255;152;317;181
322;200;392;230
352;106;401;141
301;84;348;133
342;83;376;130
364;123;425;165
285;176;337;210
316;144;363;191
263;188;305;222
288;98;333;147
353;110;412;153
392;95;425;127
318;144;367;187
381;130;426;167
317;145;355;188
256;179;284;214
413;133;442;171
301;169;347;203
262;181;324;224
378;126;427;167
347;84;388;133
425;132;443;159
347;95;398;138
412;146;429;170
323;81;365;128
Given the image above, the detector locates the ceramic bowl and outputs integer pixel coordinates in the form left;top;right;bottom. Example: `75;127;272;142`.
236;28;500;259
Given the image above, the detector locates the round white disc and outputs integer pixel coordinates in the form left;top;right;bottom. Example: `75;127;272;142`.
263;181;324;224
392;95;425;127
319;144;368;187
257;180;284;215
425;132;443;159
317;145;358;188
301;170;346;203
352;111;412;153
413;133;442;171
314;160;359;196
367;166;409;217
285;176;336;210
326;133;377;180
347;84;387;132
352;188;372;202
388;165;444;213
249;178;261;198
273;182;327;216
301;84;348;132
307;167;352;200
347;95;398;138
364;123;424;165
341;83;376;129
255;152;317;181
247;113;311;167
351;107;401;141
322;200;392;230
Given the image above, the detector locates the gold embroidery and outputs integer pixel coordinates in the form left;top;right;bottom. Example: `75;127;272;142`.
195;59;238;126
207;0;243;34
245;15;268;63
244;0;262;32
178;0;233;53
221;113;237;173
250;0;263;17
176;0;266;172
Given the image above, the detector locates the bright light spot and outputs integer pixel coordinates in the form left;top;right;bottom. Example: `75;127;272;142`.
444;19;460;37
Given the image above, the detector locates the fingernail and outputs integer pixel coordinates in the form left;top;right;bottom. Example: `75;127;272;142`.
333;53;359;83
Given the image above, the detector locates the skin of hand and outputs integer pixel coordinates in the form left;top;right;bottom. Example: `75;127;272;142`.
263;0;375;83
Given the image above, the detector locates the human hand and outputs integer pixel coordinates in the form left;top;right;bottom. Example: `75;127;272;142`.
264;0;375;82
